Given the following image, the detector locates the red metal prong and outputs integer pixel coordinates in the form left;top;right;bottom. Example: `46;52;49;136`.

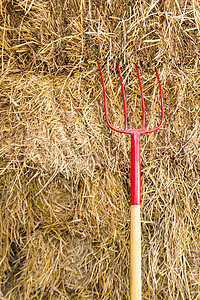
155;67;164;126
98;63;125;133
117;64;128;130
98;63;111;129
144;68;164;134
135;65;146;130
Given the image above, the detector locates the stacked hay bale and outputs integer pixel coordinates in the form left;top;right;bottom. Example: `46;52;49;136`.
0;0;199;299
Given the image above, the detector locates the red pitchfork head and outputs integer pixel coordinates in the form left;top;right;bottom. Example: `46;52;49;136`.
98;63;164;135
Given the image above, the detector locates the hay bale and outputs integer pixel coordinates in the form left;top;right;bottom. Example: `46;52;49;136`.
0;0;199;299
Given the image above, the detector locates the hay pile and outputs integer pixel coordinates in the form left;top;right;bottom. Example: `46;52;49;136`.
0;0;199;299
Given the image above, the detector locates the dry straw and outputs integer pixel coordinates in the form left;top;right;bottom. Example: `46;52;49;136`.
0;0;199;299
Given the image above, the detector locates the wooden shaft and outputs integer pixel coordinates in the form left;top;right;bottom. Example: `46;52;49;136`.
130;205;141;300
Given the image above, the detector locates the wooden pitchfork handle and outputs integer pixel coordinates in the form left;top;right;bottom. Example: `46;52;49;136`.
130;205;141;299
130;133;141;300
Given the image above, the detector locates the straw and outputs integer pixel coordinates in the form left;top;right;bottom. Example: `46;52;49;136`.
0;0;199;299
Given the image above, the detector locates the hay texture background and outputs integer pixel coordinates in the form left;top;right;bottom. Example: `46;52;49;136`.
0;0;200;299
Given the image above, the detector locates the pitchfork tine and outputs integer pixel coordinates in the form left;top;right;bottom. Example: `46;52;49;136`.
135;65;146;130
117;64;128;129
144;67;164;133
98;62;126;133
97;62;114;131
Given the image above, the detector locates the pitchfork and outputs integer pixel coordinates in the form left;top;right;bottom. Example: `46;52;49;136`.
98;63;164;300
